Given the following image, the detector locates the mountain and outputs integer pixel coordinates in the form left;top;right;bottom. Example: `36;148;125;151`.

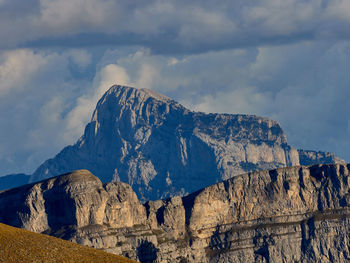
1;164;350;262
0;222;136;263
15;84;338;201
298;149;345;166
0;173;30;191
0;85;344;197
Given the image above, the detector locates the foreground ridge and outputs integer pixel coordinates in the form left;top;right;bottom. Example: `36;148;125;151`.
1;163;350;262
0;223;136;263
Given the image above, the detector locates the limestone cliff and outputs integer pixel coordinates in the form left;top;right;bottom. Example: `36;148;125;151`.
0;170;145;234
298;149;345;166
1;164;350;262
30;85;302;201
2;85;344;197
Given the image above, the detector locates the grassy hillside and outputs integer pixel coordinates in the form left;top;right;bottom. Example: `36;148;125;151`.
0;223;137;263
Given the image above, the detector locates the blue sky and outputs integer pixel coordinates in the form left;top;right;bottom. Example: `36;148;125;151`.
1;0;350;175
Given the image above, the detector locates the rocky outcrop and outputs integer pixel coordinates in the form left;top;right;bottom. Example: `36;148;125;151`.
29;85;303;201
0;170;146;234
1;164;350;262
298;149;345;166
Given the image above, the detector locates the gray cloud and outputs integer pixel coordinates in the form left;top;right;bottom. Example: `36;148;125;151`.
0;0;350;53
0;48;93;174
1;1;350;176
90;42;350;162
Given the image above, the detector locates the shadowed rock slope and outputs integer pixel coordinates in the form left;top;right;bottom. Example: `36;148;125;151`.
21;85;342;200
1;165;350;262
298;149;345;166
0;173;30;191
0;223;136;263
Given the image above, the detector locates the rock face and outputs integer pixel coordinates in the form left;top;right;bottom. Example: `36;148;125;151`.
1;164;350;262
0;170;145;234
1;85;343;199
27;85;304;200
298;149;345;166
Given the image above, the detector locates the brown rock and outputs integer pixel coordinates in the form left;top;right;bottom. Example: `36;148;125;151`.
1;164;350;262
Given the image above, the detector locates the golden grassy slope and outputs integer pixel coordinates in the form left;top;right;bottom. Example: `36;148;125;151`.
0;223;137;263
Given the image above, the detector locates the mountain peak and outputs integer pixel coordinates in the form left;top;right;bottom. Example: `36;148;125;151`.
99;85;173;107
30;85;301;200
90;84;181;126
25;85;344;200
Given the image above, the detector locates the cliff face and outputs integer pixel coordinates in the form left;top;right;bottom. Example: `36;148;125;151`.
29;85;302;200
2;164;350;262
0;170;146;234
298;149;345;166
1;85;345;196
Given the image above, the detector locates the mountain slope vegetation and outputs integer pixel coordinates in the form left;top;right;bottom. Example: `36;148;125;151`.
0;223;136;263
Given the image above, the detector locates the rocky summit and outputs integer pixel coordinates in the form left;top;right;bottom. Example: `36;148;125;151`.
23;85;343;201
1;164;350;262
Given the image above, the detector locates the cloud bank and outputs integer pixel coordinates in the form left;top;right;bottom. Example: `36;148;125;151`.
0;0;350;175
0;0;349;52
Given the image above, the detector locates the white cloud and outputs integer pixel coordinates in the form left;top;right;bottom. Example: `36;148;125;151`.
0;49;47;96
1;0;350;177
192;87;271;115
135;63;158;90
0;48;93;174
326;0;350;22
64;64;130;142
90;43;350;163
68;49;92;69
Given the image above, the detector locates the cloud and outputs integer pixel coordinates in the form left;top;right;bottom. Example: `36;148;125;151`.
68;49;92;69
0;49;47;96
38;0;118;34
0;48;94;175
64;64;130;141
326;0;350;22
87;42;350;163
1;0;350;178
0;0;350;53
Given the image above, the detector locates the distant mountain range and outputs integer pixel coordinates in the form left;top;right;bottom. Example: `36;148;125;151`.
0;85;345;200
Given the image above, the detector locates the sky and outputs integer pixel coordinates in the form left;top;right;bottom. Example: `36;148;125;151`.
1;0;350;176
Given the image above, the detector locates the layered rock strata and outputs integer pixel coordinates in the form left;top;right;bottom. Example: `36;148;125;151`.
31;85;302;200
298;149;345;166
1;164;350;262
2;85;344;198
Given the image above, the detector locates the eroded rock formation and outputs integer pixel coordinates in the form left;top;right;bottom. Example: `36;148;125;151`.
26;85;339;201
1;164;350;262
298;149;345;166
1;85;344;198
